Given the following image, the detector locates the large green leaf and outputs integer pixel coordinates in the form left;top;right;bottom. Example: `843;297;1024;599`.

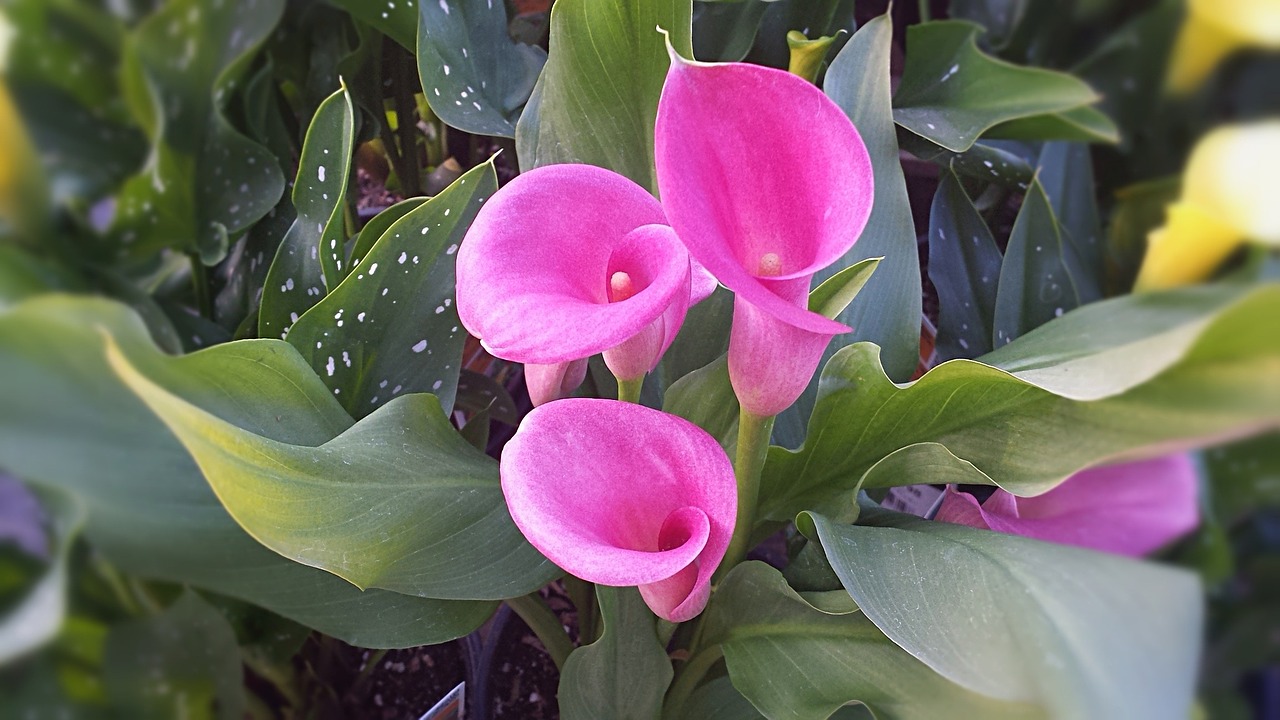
892;21;1110;153
107;335;557;601
928;170;1002;361
802;509;1202;720
760;284;1280;521
777;12;921;448
559;587;672;720
515;0;692;193
700;562;1042;720
417;0;546;138
0;485;84;666
259;85;357;340
284;162;495;418
992;178;1084;347
326;0;417;50
0;296;496;647
111;0;286;264
663;355;739;455
103;591;244;720
691;1;771;63
1036;141;1104;302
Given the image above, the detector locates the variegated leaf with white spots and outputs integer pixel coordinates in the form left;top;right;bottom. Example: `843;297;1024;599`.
284;161;496;418
259;85;357;341
417;0;547;138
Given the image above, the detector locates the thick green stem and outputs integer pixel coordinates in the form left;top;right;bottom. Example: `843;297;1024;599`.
617;376;644;404
717;410;774;581
507;593;574;670
663;645;724;720
918;0;932;22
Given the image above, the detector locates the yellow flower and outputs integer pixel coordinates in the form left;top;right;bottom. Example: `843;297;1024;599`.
1167;0;1280;93
1135;120;1280;290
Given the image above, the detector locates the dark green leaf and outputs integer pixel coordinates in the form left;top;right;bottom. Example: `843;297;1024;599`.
803;509;1202;720
327;0;417;50
992;178;1083;347
760;284;1280;521
692;1;771;63
111;0;287;264
0;296;497;647
663;355;739;455
929;170;1002;360
892;21;1106;153
285;162;495;417
103;591;244;720
559;586;671;720
1036;142;1104;302
417;0;547;138
515;0;692;193
1206;433;1280;525
259;85;357;340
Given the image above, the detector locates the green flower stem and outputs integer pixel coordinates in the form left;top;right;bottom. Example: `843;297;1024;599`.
507;593;574;670
717;409;774;580
617;376;644;404
663;645;724;720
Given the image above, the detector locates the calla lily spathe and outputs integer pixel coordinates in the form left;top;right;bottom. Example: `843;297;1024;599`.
655;53;874;417
935;455;1200;557
456;164;710;404
1167;0;1280;94
1135;120;1280;291
500;399;737;622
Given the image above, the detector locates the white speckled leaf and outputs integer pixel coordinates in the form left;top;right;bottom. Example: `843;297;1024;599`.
259;85;356;341
417;0;546;138
284;161;496;418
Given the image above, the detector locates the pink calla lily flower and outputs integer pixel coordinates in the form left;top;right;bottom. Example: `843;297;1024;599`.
655;55;875;417
501;398;737;622
935;455;1200;557
457;164;710;405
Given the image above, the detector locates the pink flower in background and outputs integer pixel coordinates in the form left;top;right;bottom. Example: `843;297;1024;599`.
655;56;874;417
456;164;711;405
500;399;736;622
935;455;1201;556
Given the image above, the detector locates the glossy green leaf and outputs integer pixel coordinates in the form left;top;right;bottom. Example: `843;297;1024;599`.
0;296;496;647
892;21;1107;153
692;0;771;62
0;485;84;666
515;0;692;193
284;162;494;417
777;12;921;448
657;286;734;397
349;198;427;270
802;509;1202;720
105;333;557;601
898;133;1035;189
456;370;521;426
259;85;357;340
760;284;1280;521
1206;433;1280;525
988;104;1119;145
417;0;546;138
663;355;739;455
929;170;1001;360
111;0;286;264
701;562;1043;720
678;677;763;720
992;178;1084;347
327;0;417;50
559;586;672;720
745;0;855;70
103;591;244;720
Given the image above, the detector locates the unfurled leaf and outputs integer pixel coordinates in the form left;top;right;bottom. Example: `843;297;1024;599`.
259;85;356;340
760;284;1280;521
286;161;495;417
0;296;496;647
417;0;547;138
700;562;1043;720
515;0;692;192
105;330;556;602
892;21;1111;153
802;509;1202;720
